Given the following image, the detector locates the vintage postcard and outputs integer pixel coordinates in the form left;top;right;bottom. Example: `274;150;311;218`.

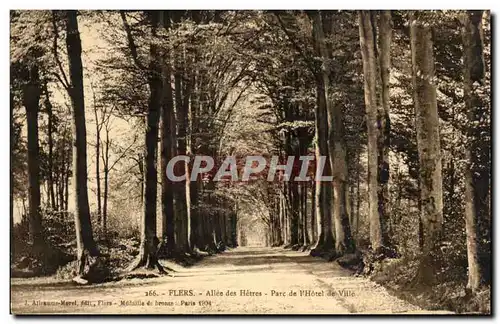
10;9;491;315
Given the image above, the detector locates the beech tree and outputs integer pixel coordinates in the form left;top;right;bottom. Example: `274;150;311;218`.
462;10;489;292
65;10;101;278
376;11;393;247
309;12;335;255
315;11;354;255
159;14;176;257
358;11;384;251
23;63;44;251
173;37;192;255
410;11;444;284
121;11;165;272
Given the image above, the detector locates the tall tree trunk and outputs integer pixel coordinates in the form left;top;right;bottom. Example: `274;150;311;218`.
43;81;56;210
23;64;43;251
188;63;202;251
231;210;238;247
355;151;361;236
173;48;191;255
310;12;335;255
64;144;70;211
44;181;50;207
462;10;489;291
274;194;283;245
190;179;203;249
377;10;393;247
290;181;300;246
102;128;110;236
302;183;310;246
57;160;64;212
279;188;286;245
223;213;230;248
65;10;100;279
410;11;444;285
349;182;355;229
137;153;144;206
310;181;317;243
271;197;277;246
218;212;225;246
359;11;383;251
160;48;176;256
129;11;164;272
297;184;304;246
417;176;424;251
64;145;70;211
224;211;232;247
93;98;102;225
316;11;355;255
281;187;290;246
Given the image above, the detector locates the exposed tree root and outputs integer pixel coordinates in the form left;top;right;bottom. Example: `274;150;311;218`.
336;251;363;272
202;242;219;255
309;247;323;257
310;231;336;257
310;248;337;260
159;246;203;267
72;247;116;284
191;246;210;257
310;240;337;260
335;246;400;276
126;254;167;275
299;244;311;252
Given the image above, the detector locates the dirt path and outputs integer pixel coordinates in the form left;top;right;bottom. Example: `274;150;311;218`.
11;247;452;314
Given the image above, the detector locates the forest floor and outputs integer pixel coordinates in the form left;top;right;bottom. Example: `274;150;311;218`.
11;247;455;315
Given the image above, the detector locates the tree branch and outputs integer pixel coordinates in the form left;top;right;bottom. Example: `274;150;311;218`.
107;134;139;172
51;10;69;90
274;12;317;76
120;11;146;71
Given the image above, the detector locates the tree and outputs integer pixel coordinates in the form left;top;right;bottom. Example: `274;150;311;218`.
410;11;444;284
63;10;100;279
376;11;393;247
160;13;176;256
23;63;44;251
315;11;355;255
101;120;110;235
462;10;489;292
91;83;103;226
122;11;164;272
42;80;57;210
173;39;192;255
358;11;383;251
310;13;335;255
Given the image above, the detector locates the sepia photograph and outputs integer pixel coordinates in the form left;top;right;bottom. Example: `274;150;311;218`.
9;9;491;315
